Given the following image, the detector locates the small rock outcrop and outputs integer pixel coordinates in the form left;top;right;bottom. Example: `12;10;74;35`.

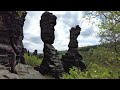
39;12;64;79
32;50;38;56
61;25;87;73
24;48;27;53
27;50;30;56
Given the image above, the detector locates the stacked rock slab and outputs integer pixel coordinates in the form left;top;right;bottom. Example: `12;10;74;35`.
0;11;18;73
0;11;12;64
39;12;64;79
11;11;27;64
0;11;27;64
61;25;86;73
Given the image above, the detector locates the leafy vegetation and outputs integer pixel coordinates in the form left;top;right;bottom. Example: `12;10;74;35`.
24;53;42;67
83;11;120;55
61;64;120;79
23;42;120;79
61;43;120;79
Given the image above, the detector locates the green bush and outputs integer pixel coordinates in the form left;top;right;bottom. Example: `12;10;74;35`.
61;63;120;79
61;43;120;79
24;53;42;67
81;47;120;67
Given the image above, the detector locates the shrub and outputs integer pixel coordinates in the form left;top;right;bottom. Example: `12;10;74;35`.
61;43;120;79
61;63;120;79
24;53;42;67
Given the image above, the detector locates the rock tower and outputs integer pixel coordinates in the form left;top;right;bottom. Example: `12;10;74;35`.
61;25;86;73
39;12;64;79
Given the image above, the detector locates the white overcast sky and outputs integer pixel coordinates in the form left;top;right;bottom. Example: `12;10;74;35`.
23;11;100;53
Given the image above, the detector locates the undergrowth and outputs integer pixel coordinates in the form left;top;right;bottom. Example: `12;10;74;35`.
24;53;42;67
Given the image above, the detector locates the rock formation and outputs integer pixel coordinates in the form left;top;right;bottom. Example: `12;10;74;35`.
27;50;30;56
61;25;86;73
39;11;64;79
32;50;38;56
38;53;44;59
0;12;12;64
24;48;27;53
11;11;27;64
0;64;52;79
0;11;27;72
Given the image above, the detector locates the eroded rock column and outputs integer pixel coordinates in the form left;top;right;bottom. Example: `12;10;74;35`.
61;25;87;73
12;11;27;64
0;11;27;73
39;12;64;78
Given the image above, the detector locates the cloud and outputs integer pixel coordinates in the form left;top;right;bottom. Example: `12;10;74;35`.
23;11;44;53
78;36;100;47
23;39;43;53
81;27;95;37
29;36;42;44
23;11;100;53
56;11;83;27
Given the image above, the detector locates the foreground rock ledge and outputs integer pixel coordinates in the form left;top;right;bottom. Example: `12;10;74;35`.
0;64;54;79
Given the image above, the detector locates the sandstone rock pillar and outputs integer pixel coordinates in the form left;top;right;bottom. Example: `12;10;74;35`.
39;12;64;79
61;25;86;73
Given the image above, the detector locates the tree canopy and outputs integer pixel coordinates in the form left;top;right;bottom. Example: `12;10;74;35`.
83;11;120;55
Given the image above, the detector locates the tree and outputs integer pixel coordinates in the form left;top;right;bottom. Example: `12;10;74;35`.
83;11;120;55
